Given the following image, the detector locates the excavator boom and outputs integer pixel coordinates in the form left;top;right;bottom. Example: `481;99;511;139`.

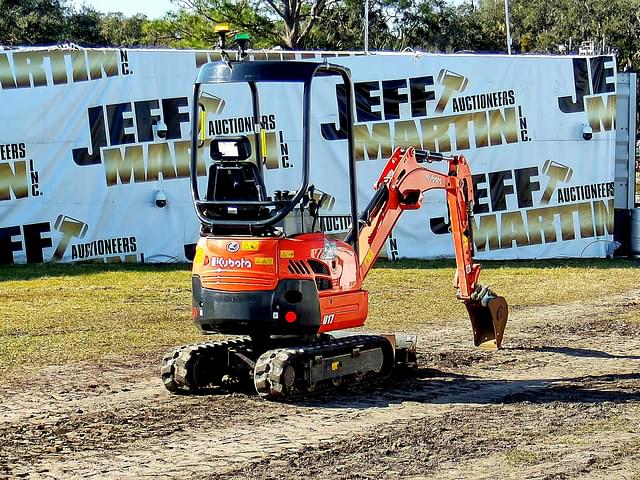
347;147;508;348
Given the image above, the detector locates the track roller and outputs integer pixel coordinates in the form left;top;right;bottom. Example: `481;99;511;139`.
160;338;253;393
253;335;395;401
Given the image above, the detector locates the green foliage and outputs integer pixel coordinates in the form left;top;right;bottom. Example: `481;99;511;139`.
143;9;257;49
99;13;148;47
306;0;394;50
0;0;69;45
477;0;640;69
172;0;334;49
0;0;638;69
67;6;104;46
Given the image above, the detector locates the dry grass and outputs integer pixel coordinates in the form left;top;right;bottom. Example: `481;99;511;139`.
0;264;202;381
1;259;639;383
364;258;640;332
505;448;544;466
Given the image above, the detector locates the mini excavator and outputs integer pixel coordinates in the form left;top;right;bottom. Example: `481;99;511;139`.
161;60;508;400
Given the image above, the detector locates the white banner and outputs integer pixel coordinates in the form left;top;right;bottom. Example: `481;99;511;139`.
0;48;617;264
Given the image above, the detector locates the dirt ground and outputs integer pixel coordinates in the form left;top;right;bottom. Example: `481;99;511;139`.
2;288;640;480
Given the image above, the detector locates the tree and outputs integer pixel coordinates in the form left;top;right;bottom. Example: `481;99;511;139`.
446;1;502;52
474;0;640;68
99;13;148;47
0;0;69;45
67;5;104;46
143;10;224;48
305;0;396;50
172;0;334;49
386;0;465;52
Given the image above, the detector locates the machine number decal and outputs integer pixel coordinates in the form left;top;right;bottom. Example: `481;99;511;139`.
226;241;240;253
322;314;335;325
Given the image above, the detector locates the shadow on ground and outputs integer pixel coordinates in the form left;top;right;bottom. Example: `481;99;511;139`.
200;363;640;410
310;368;640;409
523;345;640;360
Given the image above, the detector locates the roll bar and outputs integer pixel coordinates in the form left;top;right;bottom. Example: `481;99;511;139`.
190;61;359;255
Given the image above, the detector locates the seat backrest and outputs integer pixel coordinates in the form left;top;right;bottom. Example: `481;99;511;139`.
206;162;267;202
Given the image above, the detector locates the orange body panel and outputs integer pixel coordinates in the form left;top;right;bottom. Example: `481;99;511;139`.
192;232;368;333
193;237;280;291
318;290;368;332
193;234;363;290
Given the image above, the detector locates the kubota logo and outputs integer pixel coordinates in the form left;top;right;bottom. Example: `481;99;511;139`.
226;241;240;253
210;257;252;269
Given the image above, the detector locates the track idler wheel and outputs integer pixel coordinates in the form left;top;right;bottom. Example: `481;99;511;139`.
161;346;189;393
465;289;509;349
254;350;279;399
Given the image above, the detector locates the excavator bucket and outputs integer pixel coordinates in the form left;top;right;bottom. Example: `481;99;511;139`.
465;296;508;349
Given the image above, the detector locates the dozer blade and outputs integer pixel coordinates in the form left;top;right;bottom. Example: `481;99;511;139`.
465;296;508;349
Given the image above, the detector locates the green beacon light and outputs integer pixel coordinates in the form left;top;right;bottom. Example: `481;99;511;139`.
235;32;251;59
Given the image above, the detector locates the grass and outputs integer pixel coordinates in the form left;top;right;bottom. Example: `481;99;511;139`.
505;448;544;466
0;258;639;383
0;264;202;381
364;258;640;332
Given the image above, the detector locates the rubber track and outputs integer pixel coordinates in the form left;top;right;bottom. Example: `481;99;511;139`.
161;337;252;394
254;335;394;401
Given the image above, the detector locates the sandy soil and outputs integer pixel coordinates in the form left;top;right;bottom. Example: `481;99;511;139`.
2;289;640;479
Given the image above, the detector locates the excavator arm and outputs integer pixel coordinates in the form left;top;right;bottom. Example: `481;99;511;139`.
347;147;508;348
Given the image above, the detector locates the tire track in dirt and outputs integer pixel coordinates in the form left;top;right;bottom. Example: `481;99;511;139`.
2;289;640;479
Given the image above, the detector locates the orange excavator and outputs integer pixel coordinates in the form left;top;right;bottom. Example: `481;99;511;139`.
162;60;508;400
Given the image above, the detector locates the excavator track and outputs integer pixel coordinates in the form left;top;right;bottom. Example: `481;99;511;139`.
161;337;253;393
254;334;395;401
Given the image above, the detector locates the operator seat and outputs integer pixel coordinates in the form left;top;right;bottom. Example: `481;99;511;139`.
206;162;267;202
203;136;271;222
205;160;270;221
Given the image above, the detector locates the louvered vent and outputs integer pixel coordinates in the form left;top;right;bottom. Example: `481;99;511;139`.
314;278;332;290
307;259;332;290
307;259;330;275
287;260;311;275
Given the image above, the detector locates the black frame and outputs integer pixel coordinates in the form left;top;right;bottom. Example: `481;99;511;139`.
190;61;360;257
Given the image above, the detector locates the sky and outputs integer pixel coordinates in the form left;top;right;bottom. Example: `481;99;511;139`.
70;0;177;18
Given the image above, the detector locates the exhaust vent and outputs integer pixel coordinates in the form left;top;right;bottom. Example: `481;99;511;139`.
287;260;311;275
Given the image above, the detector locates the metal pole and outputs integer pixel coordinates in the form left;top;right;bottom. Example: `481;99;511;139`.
364;0;369;53
504;0;512;55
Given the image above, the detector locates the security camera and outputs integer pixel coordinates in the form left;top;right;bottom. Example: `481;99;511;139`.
582;124;593;141
156;121;168;139
155;190;167;208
